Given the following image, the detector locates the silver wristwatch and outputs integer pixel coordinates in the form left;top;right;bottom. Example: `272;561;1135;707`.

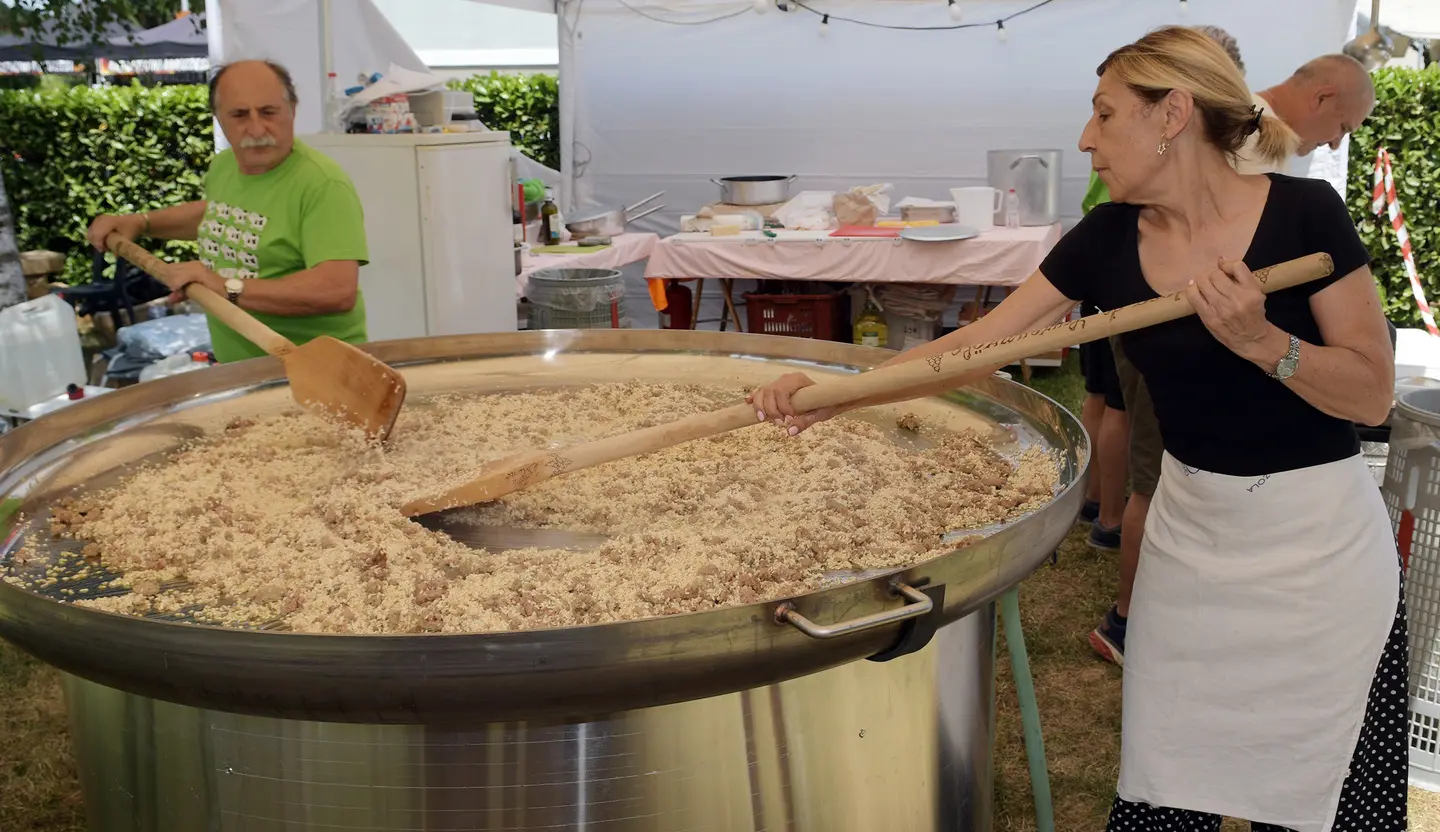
1267;333;1301;381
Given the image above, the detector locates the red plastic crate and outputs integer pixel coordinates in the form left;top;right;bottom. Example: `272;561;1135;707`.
745;293;847;341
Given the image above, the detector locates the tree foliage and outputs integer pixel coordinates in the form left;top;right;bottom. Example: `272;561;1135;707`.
1346;65;1440;328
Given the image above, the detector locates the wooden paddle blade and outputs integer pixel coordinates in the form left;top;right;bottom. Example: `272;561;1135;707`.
401;451;554;517
282;336;407;442
410;510;611;552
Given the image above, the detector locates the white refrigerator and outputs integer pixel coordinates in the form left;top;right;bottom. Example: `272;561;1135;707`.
304;132;516;342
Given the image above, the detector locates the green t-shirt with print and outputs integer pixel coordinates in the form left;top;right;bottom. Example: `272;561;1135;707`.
197;140;369;363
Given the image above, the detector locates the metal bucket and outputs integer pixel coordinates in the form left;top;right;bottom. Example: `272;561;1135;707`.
986;150;1062;227
0;330;1088;830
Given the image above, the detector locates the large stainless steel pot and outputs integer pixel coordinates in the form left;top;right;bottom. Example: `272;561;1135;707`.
0;330;1085;830
712;175;797;206
62;610;997;831
986;150;1062;227
565;191;665;237
0;330;1085;722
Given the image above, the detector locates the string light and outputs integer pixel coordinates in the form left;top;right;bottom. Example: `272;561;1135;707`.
819;12;830;35
1178;0;1189;17
624;0;1058;34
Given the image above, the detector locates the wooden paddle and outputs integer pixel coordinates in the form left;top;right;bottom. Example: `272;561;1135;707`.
108;235;407;442
401;252;1335;517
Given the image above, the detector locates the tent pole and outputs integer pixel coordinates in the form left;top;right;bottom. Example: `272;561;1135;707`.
319;0;334;131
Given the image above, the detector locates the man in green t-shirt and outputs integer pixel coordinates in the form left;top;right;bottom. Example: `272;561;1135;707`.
88;60;369;363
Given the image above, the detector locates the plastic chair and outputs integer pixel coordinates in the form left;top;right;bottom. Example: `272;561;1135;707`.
51;250;169;328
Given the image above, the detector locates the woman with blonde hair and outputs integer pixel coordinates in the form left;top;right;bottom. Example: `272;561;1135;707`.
748;26;1403;831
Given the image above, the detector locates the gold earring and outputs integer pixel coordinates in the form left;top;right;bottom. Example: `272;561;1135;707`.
1157;137;1171;155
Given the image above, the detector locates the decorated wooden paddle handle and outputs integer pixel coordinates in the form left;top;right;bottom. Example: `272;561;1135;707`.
786;251;1335;414
106;234;295;356
400;252;1334;515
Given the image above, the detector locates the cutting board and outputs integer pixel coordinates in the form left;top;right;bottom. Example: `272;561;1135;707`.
830;225;901;238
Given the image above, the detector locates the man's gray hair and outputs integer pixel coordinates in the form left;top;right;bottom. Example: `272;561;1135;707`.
1191;24;1244;74
207;60;299;114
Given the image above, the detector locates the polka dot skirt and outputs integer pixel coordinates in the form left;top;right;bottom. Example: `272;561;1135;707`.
1106;589;1409;831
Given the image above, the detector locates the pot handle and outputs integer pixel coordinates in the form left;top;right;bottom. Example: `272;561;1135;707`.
1008;155;1049;170
625;191;666;213
785;175;798;184
775;578;934;640
710;178;725;186
625;203;666;223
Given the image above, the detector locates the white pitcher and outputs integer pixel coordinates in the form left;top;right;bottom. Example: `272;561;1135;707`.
950;187;1002;232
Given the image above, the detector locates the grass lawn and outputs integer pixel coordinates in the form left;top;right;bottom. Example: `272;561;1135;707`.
0;353;1433;831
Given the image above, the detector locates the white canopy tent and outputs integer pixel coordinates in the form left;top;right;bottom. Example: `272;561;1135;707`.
211;0;1361;227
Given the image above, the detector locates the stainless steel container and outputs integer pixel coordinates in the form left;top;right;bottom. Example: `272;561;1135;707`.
62;609;996;831
711;176;797;206
901;204;959;224
0;330;1087;831
986;150;1063;227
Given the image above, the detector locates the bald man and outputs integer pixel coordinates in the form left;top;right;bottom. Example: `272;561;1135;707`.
88;60;369;363
1241;53;1376;171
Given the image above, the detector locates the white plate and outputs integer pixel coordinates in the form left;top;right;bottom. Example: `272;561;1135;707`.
899;225;980;243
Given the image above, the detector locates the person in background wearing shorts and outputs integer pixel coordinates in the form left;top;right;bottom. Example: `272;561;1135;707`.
1077;318;1127;551
1085;31;1376;665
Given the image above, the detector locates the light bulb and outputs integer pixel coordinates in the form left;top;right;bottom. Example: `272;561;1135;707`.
818;13;829;36
754;0;768;14
1178;0;1189;16
948;0;962;22
996;20;1008;43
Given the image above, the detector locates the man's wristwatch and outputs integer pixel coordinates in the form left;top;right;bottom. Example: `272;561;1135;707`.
224;278;245;305
1267;333;1301;381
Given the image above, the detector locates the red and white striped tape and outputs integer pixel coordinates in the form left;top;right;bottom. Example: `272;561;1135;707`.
1373;147;1438;337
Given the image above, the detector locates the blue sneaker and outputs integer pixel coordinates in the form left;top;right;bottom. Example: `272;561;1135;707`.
1088;606;1126;666
1088;520;1121;551
1079;499;1100;524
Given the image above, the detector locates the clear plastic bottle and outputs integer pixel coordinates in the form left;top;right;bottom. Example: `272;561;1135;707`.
1005;189;1021;229
325;72;343;133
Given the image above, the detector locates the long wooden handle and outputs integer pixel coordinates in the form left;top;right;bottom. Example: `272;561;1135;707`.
106;234;295;357
787;251;1334;414
401;252;1334;516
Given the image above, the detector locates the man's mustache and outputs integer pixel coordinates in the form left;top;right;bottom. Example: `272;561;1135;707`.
240;135;277;149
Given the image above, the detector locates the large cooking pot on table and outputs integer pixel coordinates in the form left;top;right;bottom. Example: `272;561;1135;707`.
564;190;665;237
712;174;797;206
0;330;1086;831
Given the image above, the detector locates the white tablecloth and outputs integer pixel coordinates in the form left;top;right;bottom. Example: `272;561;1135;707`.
516;233;660;298
643;224;1062;310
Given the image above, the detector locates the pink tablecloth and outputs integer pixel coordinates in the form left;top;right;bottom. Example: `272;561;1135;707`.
516;232;659;298
643;224;1062;310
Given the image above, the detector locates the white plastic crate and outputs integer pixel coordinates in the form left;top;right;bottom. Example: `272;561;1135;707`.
1382;388;1440;791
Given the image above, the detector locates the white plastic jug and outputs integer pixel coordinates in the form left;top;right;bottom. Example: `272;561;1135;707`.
950;187;1002;232
0;294;87;412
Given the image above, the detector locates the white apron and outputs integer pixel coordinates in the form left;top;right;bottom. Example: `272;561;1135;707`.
1117;452;1399;832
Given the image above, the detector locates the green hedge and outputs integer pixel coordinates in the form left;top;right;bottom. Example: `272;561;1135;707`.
449;71;559;170
0;83;212;282
0;73;561;285
1346;65;1440;328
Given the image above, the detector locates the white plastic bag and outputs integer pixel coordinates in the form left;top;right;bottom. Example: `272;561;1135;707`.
774;191;837;230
